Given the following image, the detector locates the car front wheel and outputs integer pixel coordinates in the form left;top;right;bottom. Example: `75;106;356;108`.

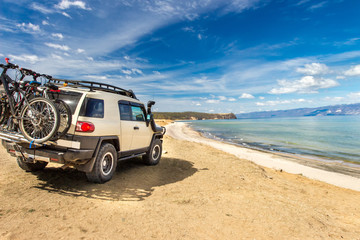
142;138;162;165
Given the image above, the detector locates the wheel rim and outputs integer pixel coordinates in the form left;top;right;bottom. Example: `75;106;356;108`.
101;152;114;176
152;145;161;161
56;100;70;132
21;99;58;142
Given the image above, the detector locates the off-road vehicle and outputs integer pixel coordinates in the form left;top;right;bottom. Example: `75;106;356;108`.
1;79;165;183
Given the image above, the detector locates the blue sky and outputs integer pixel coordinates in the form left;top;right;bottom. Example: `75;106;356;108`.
1;0;360;113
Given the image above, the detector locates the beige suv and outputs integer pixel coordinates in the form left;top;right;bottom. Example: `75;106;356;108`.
1;79;165;183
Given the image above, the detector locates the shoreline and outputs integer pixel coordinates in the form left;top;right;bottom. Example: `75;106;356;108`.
166;121;360;191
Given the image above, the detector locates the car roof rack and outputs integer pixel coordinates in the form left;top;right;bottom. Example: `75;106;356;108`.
49;78;137;99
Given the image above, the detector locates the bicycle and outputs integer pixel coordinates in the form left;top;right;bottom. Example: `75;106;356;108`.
19;68;72;140
0;59;60;143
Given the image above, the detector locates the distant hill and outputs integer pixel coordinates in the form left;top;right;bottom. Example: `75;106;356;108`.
154;112;237;120
236;103;360;119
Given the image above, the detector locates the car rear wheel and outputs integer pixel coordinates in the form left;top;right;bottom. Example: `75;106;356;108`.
86;143;117;183
16;157;48;172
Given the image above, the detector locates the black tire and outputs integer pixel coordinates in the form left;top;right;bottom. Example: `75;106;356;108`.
142;138;162;165
86;143;117;183
0;96;9;125
19;97;60;143
16;156;48;172
51;99;72;140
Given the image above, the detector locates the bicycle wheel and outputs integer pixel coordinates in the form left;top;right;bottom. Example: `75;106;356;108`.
19;97;60;143
51;99;72;140
0;96;9;125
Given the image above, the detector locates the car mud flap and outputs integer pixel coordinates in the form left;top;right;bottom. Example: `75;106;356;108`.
74;156;96;172
74;138;102;173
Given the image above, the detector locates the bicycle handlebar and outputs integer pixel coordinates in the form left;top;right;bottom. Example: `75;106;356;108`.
1;58;19;70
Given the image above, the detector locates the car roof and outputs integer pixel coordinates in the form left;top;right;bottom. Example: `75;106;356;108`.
59;86;144;105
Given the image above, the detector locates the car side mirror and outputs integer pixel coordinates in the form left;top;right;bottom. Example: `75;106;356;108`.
146;113;153;127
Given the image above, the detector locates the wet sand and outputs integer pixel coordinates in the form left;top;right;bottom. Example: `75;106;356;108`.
167;122;360;191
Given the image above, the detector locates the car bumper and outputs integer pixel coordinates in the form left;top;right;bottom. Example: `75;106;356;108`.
2;140;94;164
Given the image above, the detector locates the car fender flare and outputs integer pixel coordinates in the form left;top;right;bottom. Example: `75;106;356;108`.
75;136;119;173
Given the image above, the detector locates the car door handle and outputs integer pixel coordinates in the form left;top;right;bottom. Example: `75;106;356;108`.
134;126;139;130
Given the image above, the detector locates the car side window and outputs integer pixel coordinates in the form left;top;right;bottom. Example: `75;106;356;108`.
131;106;145;121
119;103;132;121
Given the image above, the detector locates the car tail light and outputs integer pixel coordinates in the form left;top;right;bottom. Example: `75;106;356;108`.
76;121;95;132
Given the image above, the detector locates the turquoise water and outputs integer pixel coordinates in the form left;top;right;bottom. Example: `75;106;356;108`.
187;116;360;166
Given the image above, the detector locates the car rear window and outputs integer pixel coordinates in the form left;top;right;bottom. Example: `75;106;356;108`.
119;103;132;121
48;90;83;114
79;98;104;118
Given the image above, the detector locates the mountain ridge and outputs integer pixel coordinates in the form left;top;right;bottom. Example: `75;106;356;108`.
236;103;360;119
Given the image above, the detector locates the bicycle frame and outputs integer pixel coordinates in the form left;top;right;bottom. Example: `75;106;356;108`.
0;65;32;121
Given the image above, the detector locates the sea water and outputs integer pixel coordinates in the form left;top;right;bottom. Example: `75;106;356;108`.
187;115;360;166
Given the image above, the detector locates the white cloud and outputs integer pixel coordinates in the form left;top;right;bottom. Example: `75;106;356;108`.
8;54;39;64
31;3;54;14
85;75;108;80
62;12;72;18
132;68;143;74
256;99;308;106
239;93;255;99
348;92;360;99
297;0;311;6
52;33;64;39
51;54;63;60
219;96;227;101
182;26;195;32
17;22;40;32
228;97;236;102
259;96;265;100
45;42;70;51
223;0;266;13
121;68;143;75
56;0;91;10
42;20;50;25
197;34;202;40
206;99;220;104
324;96;344;102
308;1;327;11
122;69;132;75
270;76;339;94
124;56;130;60
153;71;161;75
344;65;360;76
76;48;85;53
336;76;345;79
296;63;330;75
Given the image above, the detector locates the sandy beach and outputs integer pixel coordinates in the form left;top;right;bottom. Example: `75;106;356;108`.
1;121;360;239
167;122;360;191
